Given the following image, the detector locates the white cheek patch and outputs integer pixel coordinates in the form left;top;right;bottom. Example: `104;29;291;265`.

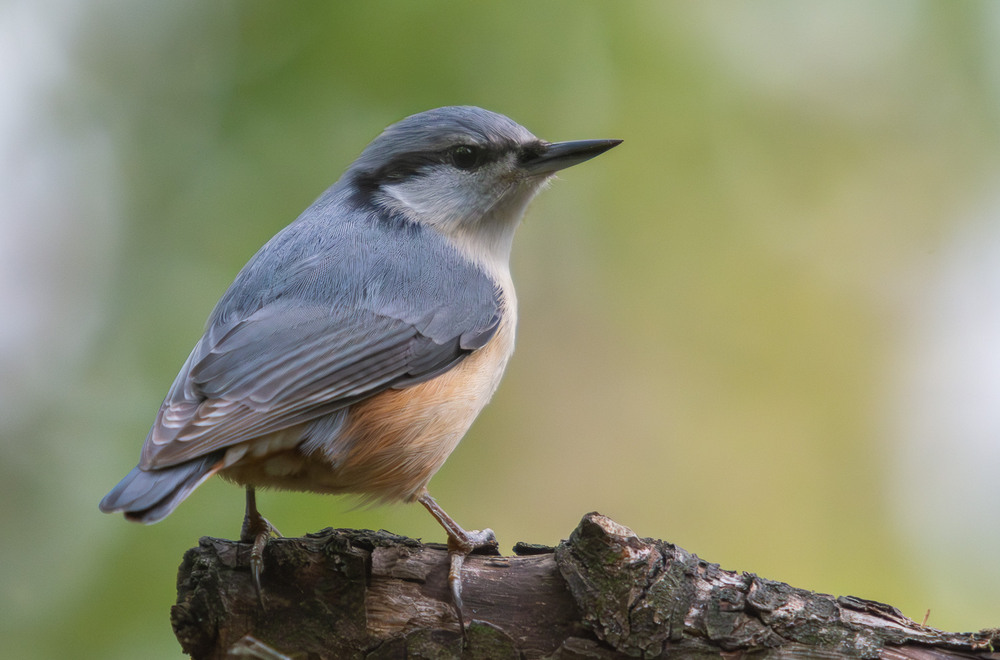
380;168;490;226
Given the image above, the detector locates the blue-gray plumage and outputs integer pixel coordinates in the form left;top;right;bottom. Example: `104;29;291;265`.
100;105;620;622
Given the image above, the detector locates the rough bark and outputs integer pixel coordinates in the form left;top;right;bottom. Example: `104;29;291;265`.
171;512;1000;659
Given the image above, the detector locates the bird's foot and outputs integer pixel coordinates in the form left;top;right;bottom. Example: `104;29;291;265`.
418;492;498;633
240;487;281;606
446;527;497;626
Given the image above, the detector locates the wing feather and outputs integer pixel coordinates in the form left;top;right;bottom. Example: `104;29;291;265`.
141;300;500;468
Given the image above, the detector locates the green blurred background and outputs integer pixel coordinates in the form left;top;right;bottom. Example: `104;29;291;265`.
3;1;1000;657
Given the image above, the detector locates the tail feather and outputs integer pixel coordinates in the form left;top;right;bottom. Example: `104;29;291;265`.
99;454;222;523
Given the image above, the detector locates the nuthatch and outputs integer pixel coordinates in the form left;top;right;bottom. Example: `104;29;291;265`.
100;105;620;622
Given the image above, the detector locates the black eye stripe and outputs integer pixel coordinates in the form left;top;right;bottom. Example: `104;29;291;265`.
517;142;547;165
353;143;518;194
354;153;437;190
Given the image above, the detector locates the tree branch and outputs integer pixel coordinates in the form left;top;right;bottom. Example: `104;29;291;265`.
171;512;1000;659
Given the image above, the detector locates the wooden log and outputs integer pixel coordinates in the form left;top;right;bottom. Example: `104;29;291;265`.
171;512;1000;659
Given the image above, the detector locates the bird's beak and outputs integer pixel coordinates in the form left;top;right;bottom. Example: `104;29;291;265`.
521;138;623;175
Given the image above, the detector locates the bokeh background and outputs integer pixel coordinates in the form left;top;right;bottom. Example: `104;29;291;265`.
4;1;1000;657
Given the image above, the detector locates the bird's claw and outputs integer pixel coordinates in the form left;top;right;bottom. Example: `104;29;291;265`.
241;487;281;607
445;527;497;632
249;520;280;606
417;493;497;635
447;527;497;554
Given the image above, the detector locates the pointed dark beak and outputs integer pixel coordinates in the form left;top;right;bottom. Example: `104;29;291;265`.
521;138;622;175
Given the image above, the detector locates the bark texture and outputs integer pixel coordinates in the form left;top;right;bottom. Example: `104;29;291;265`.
171;512;1000;659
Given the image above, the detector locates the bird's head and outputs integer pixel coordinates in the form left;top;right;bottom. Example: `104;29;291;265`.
347;106;620;271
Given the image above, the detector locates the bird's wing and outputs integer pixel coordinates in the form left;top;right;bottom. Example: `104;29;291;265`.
140;292;501;470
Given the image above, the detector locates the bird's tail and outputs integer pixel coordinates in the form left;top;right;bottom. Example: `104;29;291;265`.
99;453;223;524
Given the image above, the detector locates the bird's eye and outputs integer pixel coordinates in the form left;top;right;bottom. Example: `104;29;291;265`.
449;145;482;171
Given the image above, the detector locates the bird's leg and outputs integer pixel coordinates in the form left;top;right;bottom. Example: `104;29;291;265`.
240;486;281;605
417;492;497;631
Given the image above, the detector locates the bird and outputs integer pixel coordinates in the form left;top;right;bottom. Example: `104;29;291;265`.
99;105;621;623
